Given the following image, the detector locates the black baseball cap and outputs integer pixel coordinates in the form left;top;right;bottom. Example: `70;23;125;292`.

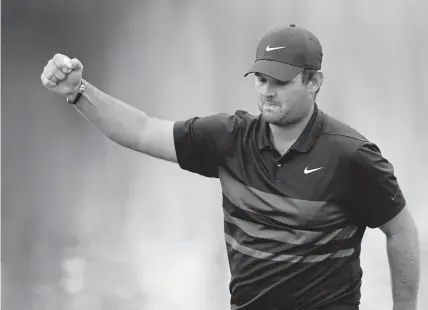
244;24;323;82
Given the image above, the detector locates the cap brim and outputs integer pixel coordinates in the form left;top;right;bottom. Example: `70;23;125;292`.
244;60;304;82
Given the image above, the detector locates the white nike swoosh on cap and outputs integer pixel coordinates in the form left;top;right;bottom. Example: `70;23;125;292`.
265;45;286;51
304;166;323;174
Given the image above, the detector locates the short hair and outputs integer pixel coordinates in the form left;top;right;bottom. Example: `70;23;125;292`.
301;68;321;99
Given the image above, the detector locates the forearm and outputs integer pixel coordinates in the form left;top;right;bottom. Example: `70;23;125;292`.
73;81;150;152
386;228;420;310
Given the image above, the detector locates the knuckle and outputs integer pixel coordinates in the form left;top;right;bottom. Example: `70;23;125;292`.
41;77;50;87
55;71;66;80
53;54;66;67
47;74;57;84
73;58;83;69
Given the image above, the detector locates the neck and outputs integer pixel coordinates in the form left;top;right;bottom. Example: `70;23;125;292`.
269;104;315;145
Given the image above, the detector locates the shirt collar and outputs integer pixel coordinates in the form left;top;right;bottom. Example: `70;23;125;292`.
256;103;324;153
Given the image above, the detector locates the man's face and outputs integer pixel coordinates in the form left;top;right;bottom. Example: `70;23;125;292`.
255;72;313;126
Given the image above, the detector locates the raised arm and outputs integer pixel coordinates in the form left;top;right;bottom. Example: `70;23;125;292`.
41;53;177;163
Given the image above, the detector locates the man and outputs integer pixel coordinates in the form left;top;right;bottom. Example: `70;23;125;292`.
41;25;420;310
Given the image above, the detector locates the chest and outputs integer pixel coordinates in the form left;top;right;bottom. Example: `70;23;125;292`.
220;145;353;228
261;146;348;199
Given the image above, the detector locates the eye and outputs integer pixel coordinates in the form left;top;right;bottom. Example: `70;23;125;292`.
254;75;265;83
276;80;290;87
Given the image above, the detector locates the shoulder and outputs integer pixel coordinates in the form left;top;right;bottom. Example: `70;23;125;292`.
171;109;259;177
318;111;393;172
233;109;260;125
172;109;258;156
175;109;256;131
317;111;370;157
191;109;259;138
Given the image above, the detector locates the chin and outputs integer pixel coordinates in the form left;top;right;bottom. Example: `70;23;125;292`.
261;110;290;125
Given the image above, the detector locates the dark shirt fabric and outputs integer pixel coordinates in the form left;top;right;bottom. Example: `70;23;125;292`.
173;104;405;310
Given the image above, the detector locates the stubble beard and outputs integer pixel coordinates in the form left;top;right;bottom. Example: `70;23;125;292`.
260;106;297;127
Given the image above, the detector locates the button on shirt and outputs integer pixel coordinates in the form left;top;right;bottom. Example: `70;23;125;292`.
172;104;405;309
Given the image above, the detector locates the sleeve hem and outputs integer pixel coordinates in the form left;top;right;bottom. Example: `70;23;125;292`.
367;199;406;228
173;120;191;171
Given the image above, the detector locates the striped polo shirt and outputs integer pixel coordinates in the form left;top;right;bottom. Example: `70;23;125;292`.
173;104;405;310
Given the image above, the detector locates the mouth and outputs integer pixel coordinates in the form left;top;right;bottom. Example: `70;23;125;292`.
263;101;279;107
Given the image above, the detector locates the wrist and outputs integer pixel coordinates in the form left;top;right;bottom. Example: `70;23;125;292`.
66;79;86;105
65;83;81;101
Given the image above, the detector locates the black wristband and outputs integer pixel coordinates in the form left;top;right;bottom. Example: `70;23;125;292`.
66;80;86;105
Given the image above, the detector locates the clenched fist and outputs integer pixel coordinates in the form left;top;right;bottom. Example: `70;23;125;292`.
41;53;83;97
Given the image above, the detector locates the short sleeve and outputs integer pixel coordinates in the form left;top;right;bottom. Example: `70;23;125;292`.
349;142;406;228
173;113;239;178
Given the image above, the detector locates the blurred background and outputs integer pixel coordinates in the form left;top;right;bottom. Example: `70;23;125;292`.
2;0;428;309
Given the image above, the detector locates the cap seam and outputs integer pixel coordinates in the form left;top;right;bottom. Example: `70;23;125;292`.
254;58;319;70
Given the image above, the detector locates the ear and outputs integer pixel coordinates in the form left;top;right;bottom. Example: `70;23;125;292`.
308;70;324;93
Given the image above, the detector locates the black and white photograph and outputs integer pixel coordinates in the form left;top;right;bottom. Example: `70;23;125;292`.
2;0;427;309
